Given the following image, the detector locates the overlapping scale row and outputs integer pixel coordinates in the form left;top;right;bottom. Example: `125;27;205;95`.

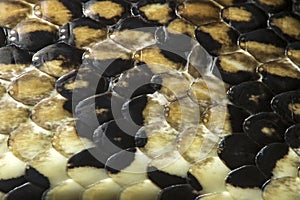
0;0;299;200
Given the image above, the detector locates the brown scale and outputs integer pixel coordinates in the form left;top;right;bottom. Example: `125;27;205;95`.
30;95;72;130
269;12;300;42
8;123;52;162
257;59;300;94
213;51;261;85
8;69;56;106
34;0;83;26
0;101;29;134
287;42;300;67
177;0;221;26
0;0;32;29
239;29;287;63
195;22;239;56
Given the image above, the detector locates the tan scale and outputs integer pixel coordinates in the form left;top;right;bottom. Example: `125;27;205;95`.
288;103;300;118
271;148;300;178
34;0;72;26
0;152;26;180
8;69;56;106
82;178;122;200
107;149;151;187
39;58;77;78
63;80;89;91
217;52;260;73
188;76;228;108
139;3;172;25
262;177;300;200
0;192;4;199
0;83;5;99
111;30;156;51
167;18;195;37
202;105;233;136
134;47;183;74
0;101;29;134
164;96;201;131
155;72;192;102
256;0;285;7
270;16;300;40
197;192;234;200
44;179;84;200
12;18;57;35
23;0;40;3
214;0;237;6
73;26;107;49
67;166;109;188
188;157;230;193
149;150;191;178
142;94;168;125
119;180;160;200
29;148;69;187
222;7;252;22
177;125;220;163
8;123;52;162
87;39;131;61
53;121;94;158
31;96;72;130
197;22;239;54
225;185;263;200
239;41;285;63
177;0;221;26
287;48;300;66
0;134;9;156
0;64;29;81
257;59;300;79
0;0;32;29
138;122;178;158
85;1;124;20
